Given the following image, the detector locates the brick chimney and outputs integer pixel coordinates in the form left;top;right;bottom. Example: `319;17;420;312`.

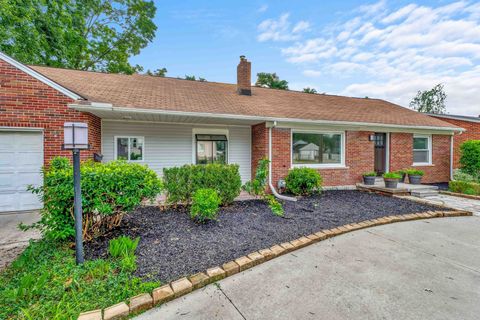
237;55;251;96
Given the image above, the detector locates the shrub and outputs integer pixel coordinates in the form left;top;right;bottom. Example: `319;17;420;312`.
383;172;401;179
28;158;163;241
460;140;480;177
363;171;377;177
449;180;480;195
453;169;477;182
163;164;241;205
406;169;424;176
285;167;323;196
190;188;221;223
243;158;284;216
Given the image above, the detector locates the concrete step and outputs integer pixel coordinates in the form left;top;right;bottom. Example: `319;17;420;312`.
411;189;439;198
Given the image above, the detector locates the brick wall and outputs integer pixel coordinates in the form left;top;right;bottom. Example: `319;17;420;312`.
390;132;450;183
252;123;376;187
0;59;101;165
430;117;480;169
252;123;451;187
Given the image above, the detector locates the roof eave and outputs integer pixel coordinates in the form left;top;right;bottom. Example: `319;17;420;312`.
70;103;464;134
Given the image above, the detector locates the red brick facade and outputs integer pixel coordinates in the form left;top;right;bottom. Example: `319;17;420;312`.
0;59;101;165
252;123;451;187
390;133;451;183
429;117;480;169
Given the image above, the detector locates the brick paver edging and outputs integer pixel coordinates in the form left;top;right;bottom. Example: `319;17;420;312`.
77;210;473;320
439;190;480;201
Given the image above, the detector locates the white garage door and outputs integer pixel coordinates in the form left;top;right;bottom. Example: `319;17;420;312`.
0;131;43;212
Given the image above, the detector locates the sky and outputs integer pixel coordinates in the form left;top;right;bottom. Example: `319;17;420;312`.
131;0;480;116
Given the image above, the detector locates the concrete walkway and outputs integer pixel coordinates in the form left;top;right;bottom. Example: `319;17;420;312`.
402;194;480;216
0;210;41;270
136;217;480;320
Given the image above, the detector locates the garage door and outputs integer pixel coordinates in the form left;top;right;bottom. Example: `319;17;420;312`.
0;131;43;212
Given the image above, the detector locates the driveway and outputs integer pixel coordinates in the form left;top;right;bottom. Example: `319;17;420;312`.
136;216;480;320
0;210;41;270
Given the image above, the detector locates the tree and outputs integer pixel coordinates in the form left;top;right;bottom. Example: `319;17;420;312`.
184;75;206;81
303;87;317;94
409;84;447;114
146;68;167;77
0;0;157;74
255;72;288;90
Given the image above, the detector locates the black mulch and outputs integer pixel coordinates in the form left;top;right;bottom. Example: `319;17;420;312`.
85;190;447;283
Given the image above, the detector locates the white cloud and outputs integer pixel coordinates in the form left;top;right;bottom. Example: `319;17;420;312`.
257;4;268;13
262;1;480;115
257;13;310;42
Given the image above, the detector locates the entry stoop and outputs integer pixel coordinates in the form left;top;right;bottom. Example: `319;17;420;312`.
411;189;439;198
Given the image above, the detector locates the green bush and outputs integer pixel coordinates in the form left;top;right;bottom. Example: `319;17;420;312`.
28;158;163;241
449;180;480;195
190;188;221;223
163;164;241;205
383;172;401;179
460;140;480;178
453;169;477;182
285;167;323;196
406;169;424;176
363;171;377;177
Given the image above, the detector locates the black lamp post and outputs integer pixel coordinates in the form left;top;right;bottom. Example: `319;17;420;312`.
63;122;89;265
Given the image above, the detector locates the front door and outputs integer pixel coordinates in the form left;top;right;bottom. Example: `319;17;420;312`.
373;133;386;175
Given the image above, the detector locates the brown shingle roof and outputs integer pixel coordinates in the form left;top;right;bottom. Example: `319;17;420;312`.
29;65;458;129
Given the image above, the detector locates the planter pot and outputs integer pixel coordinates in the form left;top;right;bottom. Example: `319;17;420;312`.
363;176;376;185
409;175;423;185
384;178;399;189
399;173;406;183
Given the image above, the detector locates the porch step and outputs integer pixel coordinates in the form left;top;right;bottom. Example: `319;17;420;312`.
411;189;439;198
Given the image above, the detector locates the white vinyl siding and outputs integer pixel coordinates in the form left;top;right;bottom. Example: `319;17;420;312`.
102;121;251;183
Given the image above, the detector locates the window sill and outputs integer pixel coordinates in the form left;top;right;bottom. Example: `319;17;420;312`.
412;163;434;167
292;164;349;170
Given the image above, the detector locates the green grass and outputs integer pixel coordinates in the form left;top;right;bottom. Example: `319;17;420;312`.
0;239;159;320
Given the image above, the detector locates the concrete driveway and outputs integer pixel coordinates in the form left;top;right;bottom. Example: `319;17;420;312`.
136;216;480;320
0;210;41;269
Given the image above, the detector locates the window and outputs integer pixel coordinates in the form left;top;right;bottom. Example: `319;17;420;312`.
413;134;431;165
292;131;344;167
195;134;227;164
115;137;144;161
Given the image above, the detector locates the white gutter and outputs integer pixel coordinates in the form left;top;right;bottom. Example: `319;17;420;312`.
69;104;464;133
268;122;297;202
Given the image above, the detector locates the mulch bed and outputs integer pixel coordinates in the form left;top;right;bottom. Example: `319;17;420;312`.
85;190;447;283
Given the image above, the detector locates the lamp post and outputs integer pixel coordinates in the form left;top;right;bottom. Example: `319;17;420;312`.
63;122;89;265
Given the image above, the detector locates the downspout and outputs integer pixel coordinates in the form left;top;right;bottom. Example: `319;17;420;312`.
450;131;462;180
268;122;297;202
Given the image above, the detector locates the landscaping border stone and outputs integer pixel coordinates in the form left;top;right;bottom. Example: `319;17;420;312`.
77;209;473;319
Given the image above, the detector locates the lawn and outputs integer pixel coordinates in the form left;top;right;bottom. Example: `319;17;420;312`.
86;190;446;283
0;239;159;320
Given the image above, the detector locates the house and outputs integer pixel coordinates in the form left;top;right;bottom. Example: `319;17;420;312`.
427;113;480;169
0;52;463;212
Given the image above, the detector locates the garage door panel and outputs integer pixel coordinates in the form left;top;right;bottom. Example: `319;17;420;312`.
0;131;43;212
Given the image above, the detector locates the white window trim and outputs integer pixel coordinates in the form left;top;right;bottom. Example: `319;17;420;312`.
412;134;432;166
114;136;145;162
291;130;346;169
191;128;229;164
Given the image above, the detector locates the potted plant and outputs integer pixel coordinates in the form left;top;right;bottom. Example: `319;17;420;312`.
383;172;401;189
362;172;377;185
397;169;407;183
407;169;425;185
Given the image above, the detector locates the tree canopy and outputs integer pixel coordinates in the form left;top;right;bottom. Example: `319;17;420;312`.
303;87;317;94
0;0;157;74
255;72;289;90
146;68;167;77
409;84;447;114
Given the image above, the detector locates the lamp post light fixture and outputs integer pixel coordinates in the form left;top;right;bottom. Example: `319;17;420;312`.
63;122;90;264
